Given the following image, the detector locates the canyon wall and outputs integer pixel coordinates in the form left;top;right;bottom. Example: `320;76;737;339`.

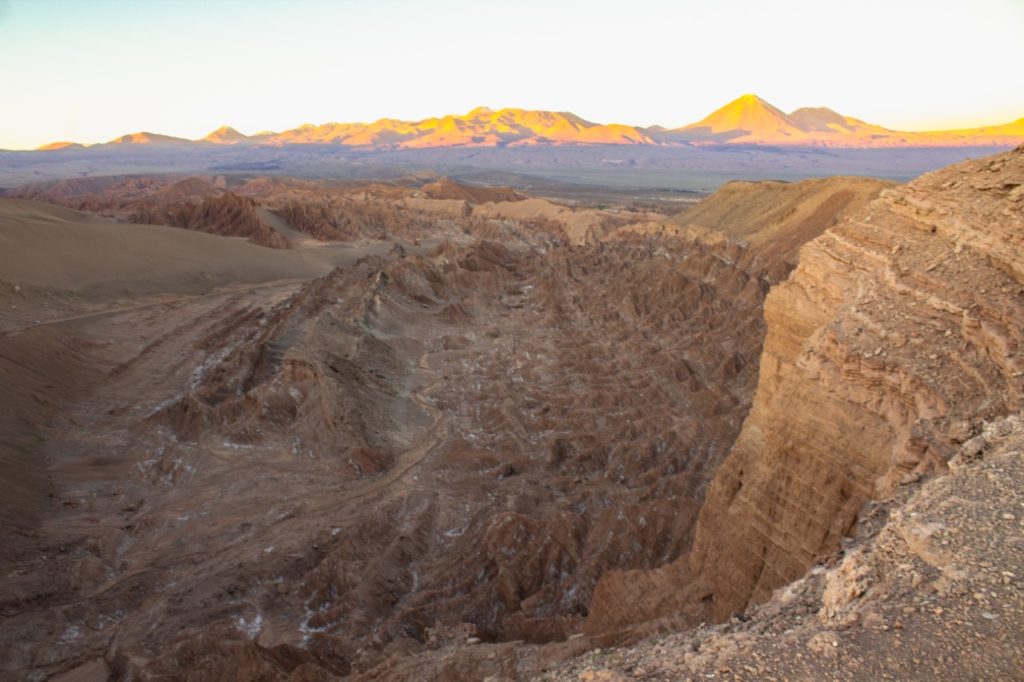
587;145;1024;634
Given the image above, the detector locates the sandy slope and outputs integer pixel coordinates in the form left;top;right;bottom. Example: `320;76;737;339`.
672;176;893;268
0;199;431;297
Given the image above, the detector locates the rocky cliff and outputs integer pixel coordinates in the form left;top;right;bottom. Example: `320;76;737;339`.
133;191;290;249
587;144;1024;634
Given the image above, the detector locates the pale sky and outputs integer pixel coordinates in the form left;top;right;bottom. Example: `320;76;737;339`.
1;0;1022;149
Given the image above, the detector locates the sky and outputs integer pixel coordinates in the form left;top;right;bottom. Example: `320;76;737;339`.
1;0;1022;149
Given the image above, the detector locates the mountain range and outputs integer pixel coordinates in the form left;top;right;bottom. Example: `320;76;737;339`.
36;95;1024;152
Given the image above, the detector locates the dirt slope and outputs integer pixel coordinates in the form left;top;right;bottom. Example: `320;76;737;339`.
672;175;892;270
0;199;328;295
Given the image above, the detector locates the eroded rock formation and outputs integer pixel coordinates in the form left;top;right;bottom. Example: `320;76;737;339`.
107;230;773;677
0;202;794;679
7;174;666;249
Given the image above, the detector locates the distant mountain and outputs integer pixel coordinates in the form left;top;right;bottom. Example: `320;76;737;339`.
35;97;1024;151
662;95;1022;148
35;141;85;151
202;126;249;145
666;95;896;144
267;107;654;148
104;132;194;147
788;106;871;133
673;94;895;143
677;94;805;141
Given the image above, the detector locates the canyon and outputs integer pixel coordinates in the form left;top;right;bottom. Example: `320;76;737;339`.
0;144;1022;682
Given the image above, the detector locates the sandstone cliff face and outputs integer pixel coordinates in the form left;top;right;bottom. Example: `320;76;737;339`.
587;145;1024;633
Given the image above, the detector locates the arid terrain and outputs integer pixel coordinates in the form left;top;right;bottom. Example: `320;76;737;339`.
1;144;1023;682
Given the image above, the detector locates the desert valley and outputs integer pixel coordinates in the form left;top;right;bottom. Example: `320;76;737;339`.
2;1;1024;680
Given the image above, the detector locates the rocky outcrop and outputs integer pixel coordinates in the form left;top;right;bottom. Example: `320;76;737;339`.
133;191;290;249
418;178;525;204
7;176;289;248
0;227;781;680
7;173;671;248
586;145;1024;634
152;259;416;475
127;232;774;676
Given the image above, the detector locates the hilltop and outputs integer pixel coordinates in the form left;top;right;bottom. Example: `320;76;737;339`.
203;126;250;145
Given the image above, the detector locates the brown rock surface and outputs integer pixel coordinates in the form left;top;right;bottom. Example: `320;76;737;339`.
9;176;287;249
134;191;290;249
